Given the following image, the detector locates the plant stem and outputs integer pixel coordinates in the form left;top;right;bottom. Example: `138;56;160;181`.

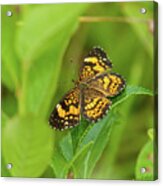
79;16;151;24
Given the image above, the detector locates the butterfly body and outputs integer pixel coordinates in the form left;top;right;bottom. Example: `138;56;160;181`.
49;47;126;131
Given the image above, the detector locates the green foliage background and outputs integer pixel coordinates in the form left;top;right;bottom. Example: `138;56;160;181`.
1;1;157;180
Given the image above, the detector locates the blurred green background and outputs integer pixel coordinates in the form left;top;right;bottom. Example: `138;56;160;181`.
1;1;157;180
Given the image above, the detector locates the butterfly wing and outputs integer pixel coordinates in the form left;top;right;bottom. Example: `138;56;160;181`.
49;88;81;131
49;47;125;130
81;88;112;122
80;47;112;81
87;72;126;97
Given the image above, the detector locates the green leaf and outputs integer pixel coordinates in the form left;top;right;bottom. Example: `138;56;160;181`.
111;85;153;109
51;124;93;178
51;140;93;178
71;119;90;151
59;132;74;162
72;142;93;178
51;147;68;178
135;141;155;180
76;112;116;178
16;4;88;63
16;4;88;116
1;5;21;91
2;115;54;177
58;131;93;178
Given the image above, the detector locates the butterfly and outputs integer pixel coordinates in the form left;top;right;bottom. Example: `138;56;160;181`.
49;47;126;131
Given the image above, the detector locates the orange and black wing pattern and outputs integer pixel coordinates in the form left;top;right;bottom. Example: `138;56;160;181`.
49;88;81;131
81;88;112;123
80;47;112;81
87;72;126;97
49;47;126;131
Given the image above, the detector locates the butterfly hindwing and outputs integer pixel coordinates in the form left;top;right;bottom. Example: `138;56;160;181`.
49;88;81;130
80;47;112;81
81;88;112;122
87;72;126;97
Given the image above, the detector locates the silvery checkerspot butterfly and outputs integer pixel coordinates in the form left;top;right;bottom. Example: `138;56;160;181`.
49;47;126;131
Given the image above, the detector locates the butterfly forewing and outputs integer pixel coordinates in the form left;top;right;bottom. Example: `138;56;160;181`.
80;47;112;82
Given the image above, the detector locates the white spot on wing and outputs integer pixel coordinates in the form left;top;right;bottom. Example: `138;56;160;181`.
56;104;60;109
